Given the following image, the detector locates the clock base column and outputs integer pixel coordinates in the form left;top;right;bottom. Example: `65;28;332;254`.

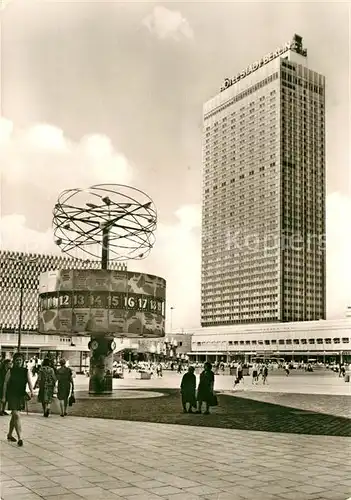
88;336;114;395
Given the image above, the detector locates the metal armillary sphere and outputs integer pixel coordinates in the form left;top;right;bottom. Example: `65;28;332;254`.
53;184;157;266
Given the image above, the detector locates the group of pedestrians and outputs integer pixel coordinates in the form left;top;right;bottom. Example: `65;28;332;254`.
125;361;164;377
251;363;269;385
179;361;273;409
232;362;269;388
180;362;217;414
0;354;74;447
34;357;74;418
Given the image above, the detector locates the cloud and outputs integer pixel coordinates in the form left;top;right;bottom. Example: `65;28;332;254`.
0;0;12;11
0;119;133;196
0;214;58;255
175;204;202;230
142;6;194;41
0;117;13;143
326;192;351;319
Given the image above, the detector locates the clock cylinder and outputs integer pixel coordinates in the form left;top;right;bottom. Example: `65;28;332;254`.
38;269;166;338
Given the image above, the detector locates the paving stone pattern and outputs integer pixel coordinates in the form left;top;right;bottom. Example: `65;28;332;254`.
27;388;351;437
1;414;350;500
226;391;351;419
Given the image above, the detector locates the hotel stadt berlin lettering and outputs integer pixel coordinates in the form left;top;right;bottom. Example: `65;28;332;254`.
220;41;292;91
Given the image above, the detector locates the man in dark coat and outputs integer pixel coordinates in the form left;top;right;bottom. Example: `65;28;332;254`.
180;366;196;413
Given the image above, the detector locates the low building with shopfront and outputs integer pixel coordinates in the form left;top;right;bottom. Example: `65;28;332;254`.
187;319;351;364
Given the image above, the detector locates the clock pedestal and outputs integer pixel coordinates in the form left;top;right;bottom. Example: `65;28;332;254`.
88;335;114;395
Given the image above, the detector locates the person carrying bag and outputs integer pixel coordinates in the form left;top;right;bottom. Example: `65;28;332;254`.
68;392;75;407
56;359;74;416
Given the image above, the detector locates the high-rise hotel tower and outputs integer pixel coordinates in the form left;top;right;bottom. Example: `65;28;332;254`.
201;35;326;326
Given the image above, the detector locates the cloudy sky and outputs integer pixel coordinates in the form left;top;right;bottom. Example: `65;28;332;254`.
1;0;350;329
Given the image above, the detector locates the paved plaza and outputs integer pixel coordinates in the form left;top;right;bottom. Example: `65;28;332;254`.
101;369;351;396
0;371;350;500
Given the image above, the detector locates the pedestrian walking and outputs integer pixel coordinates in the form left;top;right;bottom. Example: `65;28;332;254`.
284;362;290;376
252;363;258;384
262;364;268;385
35;358;56;417
56;359;74;417
1;353;34;447
0;359;12;415
233;362;243;388
180;366;196;413
196;362;215;414
156;363;163;377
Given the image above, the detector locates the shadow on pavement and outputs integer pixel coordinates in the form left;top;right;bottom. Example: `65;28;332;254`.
27;388;351;437
217;392;351;437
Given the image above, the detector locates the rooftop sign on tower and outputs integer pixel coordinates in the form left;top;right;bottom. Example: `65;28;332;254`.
220;34;307;92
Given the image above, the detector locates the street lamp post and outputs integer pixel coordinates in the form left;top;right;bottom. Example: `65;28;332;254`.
8;256;38;352
170;306;175;333
17;279;24;352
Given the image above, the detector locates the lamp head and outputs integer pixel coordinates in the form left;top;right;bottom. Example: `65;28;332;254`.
102;196;111;205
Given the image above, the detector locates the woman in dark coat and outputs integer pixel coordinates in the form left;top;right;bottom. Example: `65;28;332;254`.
35;358;56;417
196;362;215;415
56;359;74;417
180;366;196;413
2;353;34;446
